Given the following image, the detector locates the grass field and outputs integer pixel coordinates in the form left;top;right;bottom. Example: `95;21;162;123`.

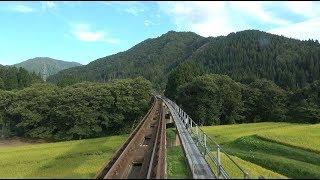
166;145;191;179
166;128;191;179
201;122;320;178
2;122;318;178
205;151;286;179
0;135;127;178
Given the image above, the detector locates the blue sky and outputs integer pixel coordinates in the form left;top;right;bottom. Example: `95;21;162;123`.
1;1;320;65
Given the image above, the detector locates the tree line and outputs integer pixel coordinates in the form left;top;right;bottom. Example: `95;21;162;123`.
0;77;152;140
0;66;43;90
169;74;319;126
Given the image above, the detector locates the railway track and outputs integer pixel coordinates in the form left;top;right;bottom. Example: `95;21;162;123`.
95;96;166;179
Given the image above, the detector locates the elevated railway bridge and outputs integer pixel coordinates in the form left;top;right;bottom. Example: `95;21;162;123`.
95;96;249;179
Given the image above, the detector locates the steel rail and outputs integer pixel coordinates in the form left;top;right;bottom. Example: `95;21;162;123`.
95;96;166;179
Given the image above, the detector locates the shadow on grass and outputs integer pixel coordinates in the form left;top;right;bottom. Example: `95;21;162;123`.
224;135;320;178
255;135;320;154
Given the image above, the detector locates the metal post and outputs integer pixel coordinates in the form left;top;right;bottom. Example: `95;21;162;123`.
217;145;221;177
199;130;202;145
193;164;196;176
185;115;187;126
244;172;249;179
204;134;207;155
196;125;198;136
196;126;199;146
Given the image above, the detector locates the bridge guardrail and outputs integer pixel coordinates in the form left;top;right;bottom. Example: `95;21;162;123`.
162;96;250;179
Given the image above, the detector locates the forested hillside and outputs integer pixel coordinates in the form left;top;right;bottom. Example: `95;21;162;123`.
0;65;42;90
0;77;152;140
166;30;320;98
48;30;320;93
14;57;81;80
47;31;204;89
174;74;320;126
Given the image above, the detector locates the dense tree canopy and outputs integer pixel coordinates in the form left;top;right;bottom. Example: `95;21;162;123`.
241;79;287;122
175;74;319;125
184;30;320;89
0;66;42;90
48;31;204;90
287;80;320;123
0;77;152;140
176;74;244;125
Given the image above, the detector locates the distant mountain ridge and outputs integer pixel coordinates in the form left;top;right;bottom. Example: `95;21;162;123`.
47;30;320;91
48;31;203;89
14;57;82;80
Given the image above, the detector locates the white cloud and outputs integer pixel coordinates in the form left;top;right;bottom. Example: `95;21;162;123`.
104;38;120;44
102;1;140;6
70;23;119;44
269;17;320;41
144;20;158;27
101;2;113;6
73;31;105;42
158;2;236;37
42;1;56;10
282;1;320;18
158;1;320;41
124;7;144;16
229;1;290;25
268;1;320;41
101;1;146;16
12;5;34;13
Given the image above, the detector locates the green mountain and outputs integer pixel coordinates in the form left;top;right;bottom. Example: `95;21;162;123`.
47;30;320;92
165;30;320;97
47;31;204;89
14;57;82;80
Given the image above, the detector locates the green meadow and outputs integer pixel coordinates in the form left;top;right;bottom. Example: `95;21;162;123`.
166;128;191;179
0;135;127;178
1;122;319;179
202;122;320;179
166;145;191;179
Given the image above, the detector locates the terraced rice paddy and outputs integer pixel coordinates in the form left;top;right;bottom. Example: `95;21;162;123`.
0;135;127;178
202;122;320;178
1;122;319;179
